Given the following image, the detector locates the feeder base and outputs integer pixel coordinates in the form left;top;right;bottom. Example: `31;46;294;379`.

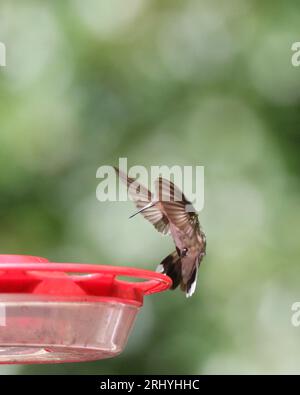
0;346;118;364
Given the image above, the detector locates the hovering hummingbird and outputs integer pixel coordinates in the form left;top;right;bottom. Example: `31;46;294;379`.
114;167;206;297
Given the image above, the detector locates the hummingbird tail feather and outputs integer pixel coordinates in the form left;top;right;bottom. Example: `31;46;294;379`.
180;265;198;298
156;251;182;290
184;265;199;298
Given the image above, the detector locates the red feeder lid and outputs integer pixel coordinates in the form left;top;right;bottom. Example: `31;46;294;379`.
0;255;172;305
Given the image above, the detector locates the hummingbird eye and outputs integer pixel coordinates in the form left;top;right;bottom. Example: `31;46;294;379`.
181;248;188;257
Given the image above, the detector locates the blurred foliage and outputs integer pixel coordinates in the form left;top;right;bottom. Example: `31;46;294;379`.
0;0;299;374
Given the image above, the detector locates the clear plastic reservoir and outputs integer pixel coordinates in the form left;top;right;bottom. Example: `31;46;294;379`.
0;295;139;364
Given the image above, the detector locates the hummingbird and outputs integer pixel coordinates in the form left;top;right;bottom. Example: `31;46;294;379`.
114;167;206;297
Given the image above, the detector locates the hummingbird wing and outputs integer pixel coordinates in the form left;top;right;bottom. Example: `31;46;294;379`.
155;177;198;238
155;178;205;297
114;167;170;235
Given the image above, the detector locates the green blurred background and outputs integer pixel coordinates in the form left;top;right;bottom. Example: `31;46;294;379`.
0;0;300;374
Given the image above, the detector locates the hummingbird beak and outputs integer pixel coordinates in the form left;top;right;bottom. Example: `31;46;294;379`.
129;201;156;219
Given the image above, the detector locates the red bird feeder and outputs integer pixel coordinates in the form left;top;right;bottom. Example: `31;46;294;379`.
0;255;171;364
